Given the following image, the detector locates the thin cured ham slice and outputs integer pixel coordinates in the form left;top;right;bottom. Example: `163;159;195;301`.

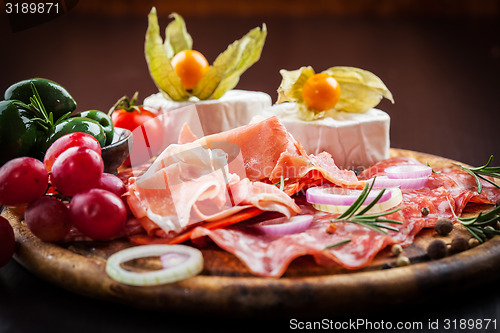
270;151;362;193
196;116;301;181
127;140;300;239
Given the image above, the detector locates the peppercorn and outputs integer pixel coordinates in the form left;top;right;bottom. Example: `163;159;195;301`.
396;255;411;267
421;207;430;216
434;218;454;236
448;236;469;254
427;239;448;260
391;244;403;256
468;238;481;248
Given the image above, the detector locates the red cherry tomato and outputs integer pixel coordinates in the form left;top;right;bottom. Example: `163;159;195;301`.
111;107;164;167
0;216;15;267
44;132;101;172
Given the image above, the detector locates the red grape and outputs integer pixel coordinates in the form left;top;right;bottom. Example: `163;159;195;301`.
0;157;49;206
69;189;126;240
25;197;71;242
0;216;15;267
98;173;126;197
44;132;101;172
51;146;104;196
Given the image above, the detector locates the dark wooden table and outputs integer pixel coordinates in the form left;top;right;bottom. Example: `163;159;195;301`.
1;6;499;333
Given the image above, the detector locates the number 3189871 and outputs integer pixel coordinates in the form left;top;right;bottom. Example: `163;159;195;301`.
5;2;60;14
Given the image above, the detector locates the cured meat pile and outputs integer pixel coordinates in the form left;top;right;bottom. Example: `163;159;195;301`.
123;117;500;278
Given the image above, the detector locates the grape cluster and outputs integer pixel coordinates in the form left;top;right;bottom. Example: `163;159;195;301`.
0;132;129;243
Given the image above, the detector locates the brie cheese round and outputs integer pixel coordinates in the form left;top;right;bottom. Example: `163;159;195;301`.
263;102;390;170
143;90;272;136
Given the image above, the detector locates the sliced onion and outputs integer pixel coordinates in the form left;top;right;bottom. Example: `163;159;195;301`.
306;186;391;206
367;175;429;190
312;187;403;215
385;164;432;179
255;215;313;236
105;244;203;286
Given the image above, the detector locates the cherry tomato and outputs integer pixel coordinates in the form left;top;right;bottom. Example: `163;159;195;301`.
111;107;163;167
0;216;15;267
302;73;341;111
171;50;209;90
69;189;127;240
0;157;48;206
43;132;102;172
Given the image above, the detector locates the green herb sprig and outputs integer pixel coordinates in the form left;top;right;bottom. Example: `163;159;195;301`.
273;176;289;191
458;155;500;194
14;82;70;131
329;180;403;236
457;204;500;243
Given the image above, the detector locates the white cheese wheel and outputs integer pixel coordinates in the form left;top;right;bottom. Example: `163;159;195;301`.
143;90;272;136
262;102;390;170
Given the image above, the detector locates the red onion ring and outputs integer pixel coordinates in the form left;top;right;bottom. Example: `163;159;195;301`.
384;164;432;179
367;175;429;190
255;215;313;236
306;186;391;206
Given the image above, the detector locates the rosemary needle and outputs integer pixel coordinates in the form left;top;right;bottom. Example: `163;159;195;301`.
324;239;351;250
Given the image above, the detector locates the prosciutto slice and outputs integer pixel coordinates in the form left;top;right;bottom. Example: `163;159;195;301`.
127;141;300;239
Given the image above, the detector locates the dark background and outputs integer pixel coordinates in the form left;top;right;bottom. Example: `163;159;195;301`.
1;0;499;332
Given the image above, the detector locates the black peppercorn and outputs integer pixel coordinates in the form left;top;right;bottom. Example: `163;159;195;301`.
421;207;430;216
427;239;448;260
434;218;454;236
448;236;469;254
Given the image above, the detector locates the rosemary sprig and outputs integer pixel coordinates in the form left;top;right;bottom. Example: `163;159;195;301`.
458;155;500;194
457;204;500;243
14;82;70;131
324;239;351;250
329;180;403;236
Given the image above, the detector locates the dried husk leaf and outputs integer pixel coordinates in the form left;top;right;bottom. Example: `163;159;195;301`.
145;7;189;101
193;24;267;100
323;66;394;113
164;12;193;59
276;66;315;104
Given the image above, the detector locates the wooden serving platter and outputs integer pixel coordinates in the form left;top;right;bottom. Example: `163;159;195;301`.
4;148;500;317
